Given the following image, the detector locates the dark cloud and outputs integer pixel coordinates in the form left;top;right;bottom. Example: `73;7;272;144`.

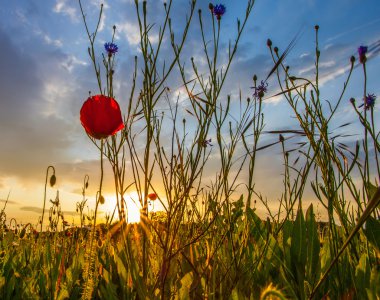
0;27;81;185
0;199;19;205
61;210;78;217
19;206;47;214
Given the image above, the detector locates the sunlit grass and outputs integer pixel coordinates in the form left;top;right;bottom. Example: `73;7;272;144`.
0;0;379;299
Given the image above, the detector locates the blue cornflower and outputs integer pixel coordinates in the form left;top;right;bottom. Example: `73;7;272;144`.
358;93;376;110
202;138;212;147
364;93;376;110
358;45;368;63
104;42;118;56
252;80;268;99
213;4;226;20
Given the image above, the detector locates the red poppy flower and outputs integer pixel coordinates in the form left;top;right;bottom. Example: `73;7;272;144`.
147;193;157;201
80;95;124;139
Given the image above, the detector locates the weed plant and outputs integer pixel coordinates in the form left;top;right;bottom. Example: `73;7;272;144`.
0;1;379;299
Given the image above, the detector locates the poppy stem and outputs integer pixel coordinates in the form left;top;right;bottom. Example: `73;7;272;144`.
41;165;55;232
93;139;104;232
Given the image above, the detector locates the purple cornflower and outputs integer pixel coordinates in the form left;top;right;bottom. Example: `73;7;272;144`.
252;80;268;99
358;45;368;63
104;42;118;56
358;94;376;110
213;4;226;20
363;94;376;110
202;138;213;147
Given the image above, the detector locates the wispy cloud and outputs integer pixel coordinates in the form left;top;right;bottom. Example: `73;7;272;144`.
53;0;78;22
0;199;18;205
115;21;142;46
19;206;47;214
326;18;380;43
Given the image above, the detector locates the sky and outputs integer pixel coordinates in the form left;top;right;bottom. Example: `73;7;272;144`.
0;0;379;226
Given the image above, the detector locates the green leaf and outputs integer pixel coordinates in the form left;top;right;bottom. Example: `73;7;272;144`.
305;204;320;285
290;207;306;298
177;272;193;300
363;216;380;251
366;181;378;200
291;208;306;267
355;254;370;295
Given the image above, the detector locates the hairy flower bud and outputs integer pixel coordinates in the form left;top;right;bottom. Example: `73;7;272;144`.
19;227;26;239
50;174;56;187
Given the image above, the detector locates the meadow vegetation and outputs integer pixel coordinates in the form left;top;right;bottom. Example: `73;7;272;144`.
0;0;379;299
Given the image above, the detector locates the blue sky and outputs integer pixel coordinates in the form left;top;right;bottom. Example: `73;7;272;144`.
0;0;379;224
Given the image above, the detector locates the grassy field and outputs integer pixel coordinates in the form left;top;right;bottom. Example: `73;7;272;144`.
0;0;379;299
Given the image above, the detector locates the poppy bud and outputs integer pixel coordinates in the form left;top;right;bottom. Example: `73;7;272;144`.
253;74;257;82
208;3;214;10
50;174;56;187
314;25;319;30
99;195;105;205
148;193;158;201
350;56;355;64
19;228;26;239
279;134;284;142
274;47;278;53
350;98;356;105
267;39;272;47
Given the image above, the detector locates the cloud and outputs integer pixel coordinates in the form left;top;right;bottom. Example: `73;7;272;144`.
53;0;78;22
0;28;81;184
0;199;18;205
115;21;142;46
60;55;87;73
19;206;47;214
61;210;78;216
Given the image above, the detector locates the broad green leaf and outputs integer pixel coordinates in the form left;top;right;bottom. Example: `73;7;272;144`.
114;253;128;282
290;207;306;298
363;216;380;251
305;204;320;285
355;253;370;295
290;208;306;267
176;272;193;300
366;181;378;200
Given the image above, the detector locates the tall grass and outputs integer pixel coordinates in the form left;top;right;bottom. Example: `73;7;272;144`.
0;1;379;299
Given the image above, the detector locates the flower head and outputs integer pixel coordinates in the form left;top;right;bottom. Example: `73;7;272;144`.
80;95;124;139
252;80;268;99
104;42;118;56
358;45;368;63
202;138;212;147
363;93;376;110
213;4;226;20
148;193;158;201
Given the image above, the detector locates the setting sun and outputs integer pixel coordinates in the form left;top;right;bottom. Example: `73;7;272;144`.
0;0;379;298
101;192;141;224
